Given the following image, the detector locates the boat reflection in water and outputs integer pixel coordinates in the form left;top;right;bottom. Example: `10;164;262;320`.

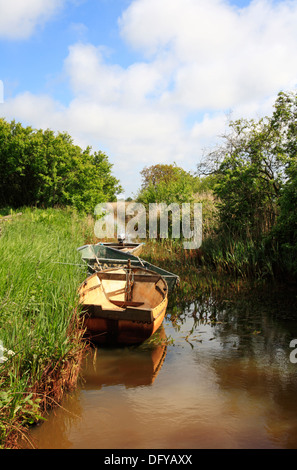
21;326;168;449
82;326;168;389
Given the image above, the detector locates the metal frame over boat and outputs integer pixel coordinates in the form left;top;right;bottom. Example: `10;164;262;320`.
77;243;180;292
79;262;168;345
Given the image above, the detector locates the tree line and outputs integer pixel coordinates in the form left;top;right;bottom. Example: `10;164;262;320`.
136;91;297;279
0;119;122;213
200;90;297;279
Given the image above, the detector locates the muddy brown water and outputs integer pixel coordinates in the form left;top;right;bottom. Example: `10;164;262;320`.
22;287;297;449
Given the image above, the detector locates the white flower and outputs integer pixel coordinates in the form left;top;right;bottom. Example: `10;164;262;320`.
0;341;15;362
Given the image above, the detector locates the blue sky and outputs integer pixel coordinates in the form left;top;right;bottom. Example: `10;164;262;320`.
0;0;297;198
1;2;130;99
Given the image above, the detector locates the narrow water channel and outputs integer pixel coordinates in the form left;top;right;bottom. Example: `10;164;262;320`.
23;286;297;449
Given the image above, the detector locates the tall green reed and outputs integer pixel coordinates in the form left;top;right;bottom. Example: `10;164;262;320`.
200;234;279;280
0;207;90;447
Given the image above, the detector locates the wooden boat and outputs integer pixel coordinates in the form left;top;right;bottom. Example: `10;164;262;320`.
79;261;168;345
77;243;180;292
99;241;143;257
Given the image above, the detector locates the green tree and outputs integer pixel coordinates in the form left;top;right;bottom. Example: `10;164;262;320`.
0;119;122;212
198;90;297;278
136;163;199;241
137;163;198;205
269;92;297;272
199;108;285;241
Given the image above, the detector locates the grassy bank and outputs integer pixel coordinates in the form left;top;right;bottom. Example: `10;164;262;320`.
0;207;93;448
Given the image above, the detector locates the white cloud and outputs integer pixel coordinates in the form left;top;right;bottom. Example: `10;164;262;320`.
2;0;297;194
2;91;66;128
64;43;170;107
119;0;237;60
0;0;66;39
119;0;297;110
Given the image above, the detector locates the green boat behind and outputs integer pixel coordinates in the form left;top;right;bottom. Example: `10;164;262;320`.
77;243;180;292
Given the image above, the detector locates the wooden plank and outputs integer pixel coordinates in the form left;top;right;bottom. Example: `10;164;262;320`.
110;300;144;307
83;284;101;294
82;303;153;322
98;272;161;283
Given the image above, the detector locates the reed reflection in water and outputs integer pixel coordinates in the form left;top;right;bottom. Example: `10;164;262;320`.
25;289;297;449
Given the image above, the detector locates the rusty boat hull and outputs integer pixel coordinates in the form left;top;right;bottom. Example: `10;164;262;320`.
79;265;168;345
